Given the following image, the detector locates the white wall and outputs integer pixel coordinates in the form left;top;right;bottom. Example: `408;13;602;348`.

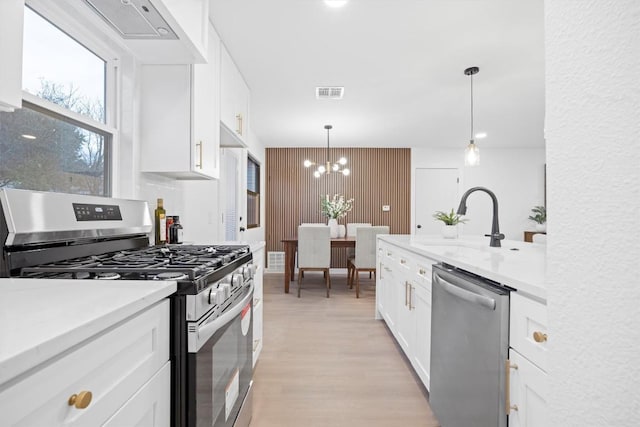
412;148;545;240
546;1;640;425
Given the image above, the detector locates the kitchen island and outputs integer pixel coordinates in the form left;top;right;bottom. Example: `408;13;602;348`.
0;278;176;426
377;234;548;427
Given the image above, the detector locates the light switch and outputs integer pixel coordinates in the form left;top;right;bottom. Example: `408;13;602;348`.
382;205;390;212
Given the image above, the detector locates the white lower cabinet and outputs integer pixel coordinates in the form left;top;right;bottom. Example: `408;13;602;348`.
508;292;548;426
103;362;171;427
252;244;265;367
376;239;434;391
411;282;431;388
394;278;413;353
0;300;170;426
507;349;548;427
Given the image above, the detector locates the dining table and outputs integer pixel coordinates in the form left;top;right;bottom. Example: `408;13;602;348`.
280;236;356;293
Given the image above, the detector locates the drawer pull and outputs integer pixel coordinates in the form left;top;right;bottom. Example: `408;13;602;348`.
68;391;92;409
400;259;406;264
505;361;519;414
419;269;426;275
533;331;548;342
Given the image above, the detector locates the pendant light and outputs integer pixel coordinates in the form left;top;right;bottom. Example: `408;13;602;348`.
303;125;350;178
464;66;480;166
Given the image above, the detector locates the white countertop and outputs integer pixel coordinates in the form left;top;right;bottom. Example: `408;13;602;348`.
0;279;176;386
380;234;547;301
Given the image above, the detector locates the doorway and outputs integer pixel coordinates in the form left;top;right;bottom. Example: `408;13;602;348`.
414;168;459;235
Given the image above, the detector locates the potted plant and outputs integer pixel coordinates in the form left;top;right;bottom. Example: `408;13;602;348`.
321;194;354;237
433;209;468;239
528;205;547;232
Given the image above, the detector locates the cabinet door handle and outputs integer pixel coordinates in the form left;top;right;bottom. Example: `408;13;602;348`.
253;339;261;352
195;141;203;168
405;281;409;306
533;331;548;342
68;390;92;409
400;258;406;265
236;113;243;135
408;284;414;310
419;268;426;275
505;360;519;414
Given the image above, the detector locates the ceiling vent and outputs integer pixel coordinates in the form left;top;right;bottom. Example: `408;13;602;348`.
316;87;344;99
83;0;178;40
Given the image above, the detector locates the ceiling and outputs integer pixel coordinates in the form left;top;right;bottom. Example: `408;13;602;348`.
209;0;545;149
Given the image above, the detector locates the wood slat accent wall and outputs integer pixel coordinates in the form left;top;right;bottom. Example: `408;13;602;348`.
266;148;411;267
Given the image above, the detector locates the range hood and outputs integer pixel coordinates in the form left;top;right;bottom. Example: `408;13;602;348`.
83;0;178;40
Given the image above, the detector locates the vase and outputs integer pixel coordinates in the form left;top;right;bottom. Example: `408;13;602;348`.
535;223;547;232
441;225;458;239
328;218;339;238
337;224;346;238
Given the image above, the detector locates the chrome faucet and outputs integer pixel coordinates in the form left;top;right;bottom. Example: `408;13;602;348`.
456;186;505;247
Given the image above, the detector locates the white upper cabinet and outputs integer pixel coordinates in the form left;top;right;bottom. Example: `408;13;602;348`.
140;25;220;180
220;44;250;146
0;0;24;112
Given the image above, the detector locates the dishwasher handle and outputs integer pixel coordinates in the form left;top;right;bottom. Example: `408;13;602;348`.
434;272;496;310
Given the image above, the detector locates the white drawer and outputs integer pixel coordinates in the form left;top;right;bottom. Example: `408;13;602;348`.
0;300;170;426
510;293;548;371
395;251;413;276
414;260;435;292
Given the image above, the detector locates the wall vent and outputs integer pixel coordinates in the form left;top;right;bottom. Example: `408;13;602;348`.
316;86;344;99
267;251;285;272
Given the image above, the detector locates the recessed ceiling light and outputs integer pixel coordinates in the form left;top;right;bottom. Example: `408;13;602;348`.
475;132;487;139
21;134;36;140
324;0;348;8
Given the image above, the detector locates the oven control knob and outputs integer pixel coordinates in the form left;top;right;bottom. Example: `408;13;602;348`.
219;282;231;299
243;264;256;279
216;290;226;305
208;289;218;305
232;273;244;288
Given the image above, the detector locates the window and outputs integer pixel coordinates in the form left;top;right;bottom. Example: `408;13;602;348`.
0;5;113;196
22;7;106;123
247;156;260;229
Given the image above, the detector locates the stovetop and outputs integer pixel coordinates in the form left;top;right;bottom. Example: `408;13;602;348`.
19;244;252;294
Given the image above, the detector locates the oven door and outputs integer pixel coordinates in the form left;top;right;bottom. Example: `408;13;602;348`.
187;282;254;427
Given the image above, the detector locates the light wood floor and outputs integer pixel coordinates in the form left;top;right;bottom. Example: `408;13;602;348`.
250;271;440;427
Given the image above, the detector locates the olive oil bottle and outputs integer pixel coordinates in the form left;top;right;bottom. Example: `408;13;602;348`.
154;198;167;245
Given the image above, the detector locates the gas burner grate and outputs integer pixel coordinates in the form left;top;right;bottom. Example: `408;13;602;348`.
18;244;251;284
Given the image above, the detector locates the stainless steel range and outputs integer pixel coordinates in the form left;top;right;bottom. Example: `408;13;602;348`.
0;188;255;427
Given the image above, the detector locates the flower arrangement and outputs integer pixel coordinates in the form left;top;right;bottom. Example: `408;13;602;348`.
432;209;468;226
321;194;354;219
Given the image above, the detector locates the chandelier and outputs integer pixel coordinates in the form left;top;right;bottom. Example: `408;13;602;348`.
303;125;350;178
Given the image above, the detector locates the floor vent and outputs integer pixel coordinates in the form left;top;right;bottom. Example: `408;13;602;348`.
267;251;285;272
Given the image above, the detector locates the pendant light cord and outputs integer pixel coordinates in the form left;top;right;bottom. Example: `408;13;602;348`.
326;127;330;163
470;73;474;142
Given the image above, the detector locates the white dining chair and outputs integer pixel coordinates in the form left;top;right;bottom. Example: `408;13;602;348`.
297;225;331;297
345;223;371;259
347;226;389;298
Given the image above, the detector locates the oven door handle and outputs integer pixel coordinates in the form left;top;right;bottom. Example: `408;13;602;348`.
190;282;254;352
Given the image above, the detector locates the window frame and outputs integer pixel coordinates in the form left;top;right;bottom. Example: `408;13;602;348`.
247;155;261;229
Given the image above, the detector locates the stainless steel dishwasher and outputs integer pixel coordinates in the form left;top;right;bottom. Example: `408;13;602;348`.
430;264;510;427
